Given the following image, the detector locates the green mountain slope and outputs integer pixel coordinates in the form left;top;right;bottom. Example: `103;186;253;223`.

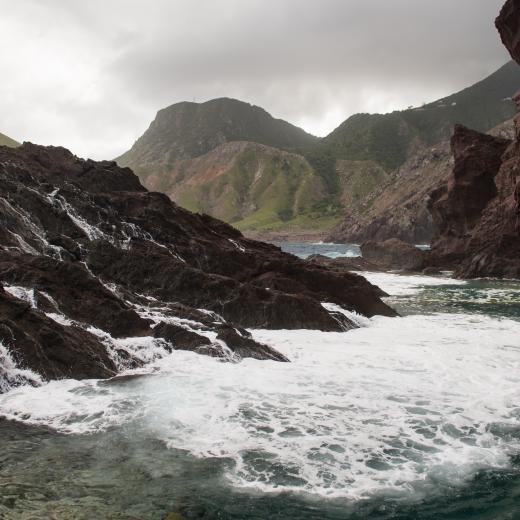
143;140;334;232
117;62;520;237
117;98;334;232
117;97;318;174
0;132;20;148
322;61;520;171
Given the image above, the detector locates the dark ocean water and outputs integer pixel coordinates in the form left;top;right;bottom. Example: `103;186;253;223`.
1;243;520;520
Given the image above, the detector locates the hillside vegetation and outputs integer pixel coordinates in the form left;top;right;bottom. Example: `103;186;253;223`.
117;62;520;237
0;132;20;148
322;61;519;171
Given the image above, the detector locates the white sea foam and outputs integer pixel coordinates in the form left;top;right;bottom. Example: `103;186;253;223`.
321;302;371;327
0;310;519;499
326;251;360;259
52;194;109;242
44;312;73;326
0;342;43;393
0;273;519;500
4;285;37;308
228;239;246;253
361;271;467;296
0;378;141;433
86;326;171;371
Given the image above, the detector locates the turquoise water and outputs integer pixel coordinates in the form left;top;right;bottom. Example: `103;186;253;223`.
1;243;520;519
280;242;520;321
274;242;361;259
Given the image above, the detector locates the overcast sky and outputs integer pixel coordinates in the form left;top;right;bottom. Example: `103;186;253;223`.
0;0;511;160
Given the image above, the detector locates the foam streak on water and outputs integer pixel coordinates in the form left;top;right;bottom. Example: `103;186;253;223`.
0;271;519;502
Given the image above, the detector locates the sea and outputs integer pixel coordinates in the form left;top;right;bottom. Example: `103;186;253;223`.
1;242;520;520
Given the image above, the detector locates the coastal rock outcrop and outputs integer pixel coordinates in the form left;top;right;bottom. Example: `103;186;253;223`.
0;143;395;390
361;239;427;271
308;239;426;273
427;0;520;278
497;0;520;63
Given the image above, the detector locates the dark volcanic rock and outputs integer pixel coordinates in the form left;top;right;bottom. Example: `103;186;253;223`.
428;122;519;277
309;240;428;273
0;285;116;381
0;251;152;338
0;143;396;389
307;254;384;273
428;126;511;267
153;323;210;351
216;326;289;362
497;0;520;63
361;239;427;271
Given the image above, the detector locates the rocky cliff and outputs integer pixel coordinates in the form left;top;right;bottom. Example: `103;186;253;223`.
328;140;453;244
497;0;520;62
0;143;395;391
427;0;520;279
328;118;516;245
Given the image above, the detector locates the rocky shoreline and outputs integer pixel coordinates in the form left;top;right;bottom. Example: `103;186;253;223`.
0;143;395;390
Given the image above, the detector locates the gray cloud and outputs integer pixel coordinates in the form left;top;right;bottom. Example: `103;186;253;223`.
0;0;511;159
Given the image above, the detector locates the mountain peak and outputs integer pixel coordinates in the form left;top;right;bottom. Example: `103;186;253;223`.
118;97;317;174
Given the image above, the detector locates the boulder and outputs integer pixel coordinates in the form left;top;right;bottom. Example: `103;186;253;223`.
360;239;427;271
307;254;384;273
216;325;289;362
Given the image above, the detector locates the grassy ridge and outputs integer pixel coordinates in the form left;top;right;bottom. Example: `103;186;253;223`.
0;132;20;148
321;61;520;171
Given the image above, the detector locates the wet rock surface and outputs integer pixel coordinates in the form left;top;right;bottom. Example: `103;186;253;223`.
307;255;384;273
0;143;395;388
361;239;427;272
308;239;426;273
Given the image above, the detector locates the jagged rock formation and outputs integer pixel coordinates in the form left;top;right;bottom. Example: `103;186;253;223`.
428;126;511;266
328;117;517;245
309;239;427;273
427;0;520;279
360;239;427;271
428;123;520;278
0;143;396;390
